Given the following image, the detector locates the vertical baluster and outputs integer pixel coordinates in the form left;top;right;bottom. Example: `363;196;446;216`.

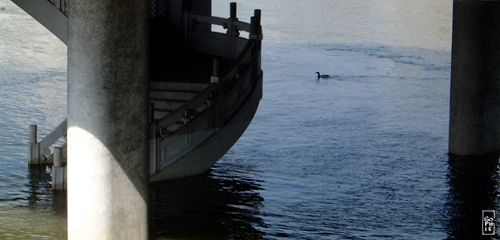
212;58;224;130
250;10;263;84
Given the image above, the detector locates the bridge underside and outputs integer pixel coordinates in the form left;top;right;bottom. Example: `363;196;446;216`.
14;0;263;239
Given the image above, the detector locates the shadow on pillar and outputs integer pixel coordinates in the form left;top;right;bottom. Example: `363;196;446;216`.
446;154;499;239
149;171;266;239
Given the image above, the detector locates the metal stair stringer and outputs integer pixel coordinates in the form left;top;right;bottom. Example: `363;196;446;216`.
11;0;68;44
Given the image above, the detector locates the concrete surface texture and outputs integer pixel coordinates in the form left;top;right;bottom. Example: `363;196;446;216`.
67;0;149;239
449;1;500;156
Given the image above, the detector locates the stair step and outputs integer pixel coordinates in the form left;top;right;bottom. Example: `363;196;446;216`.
150;81;208;92
150;100;185;112
150;88;201;94
195;104;209;113
149;97;187;103
149;90;197;101
150;82;212;123
167;123;183;132
154;111;170;120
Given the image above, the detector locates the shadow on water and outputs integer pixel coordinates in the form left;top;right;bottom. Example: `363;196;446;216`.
446;154;499;239
149;170;266;240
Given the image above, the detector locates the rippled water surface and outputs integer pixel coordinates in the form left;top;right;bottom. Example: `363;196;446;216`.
0;0;498;239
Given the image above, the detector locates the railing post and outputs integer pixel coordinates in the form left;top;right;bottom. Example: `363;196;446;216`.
29;125;37;146
252;9;262;42
251;10;262;75
183;11;191;49
28;125;40;165
250;16;257;39
212;58;224;130
230;2;237;20
54;0;61;11
53;147;62;167
51;147;65;190
149;102;155;123
62;0;68;16
212;58;220;82
149;122;158;176
228;2;239;60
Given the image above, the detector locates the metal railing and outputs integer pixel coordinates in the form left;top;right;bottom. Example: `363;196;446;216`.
186;3;262;60
28;119;67;165
150;4;262;174
47;0;68;16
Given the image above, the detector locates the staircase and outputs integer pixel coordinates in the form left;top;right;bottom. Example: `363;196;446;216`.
22;1;263;188
150;81;210;123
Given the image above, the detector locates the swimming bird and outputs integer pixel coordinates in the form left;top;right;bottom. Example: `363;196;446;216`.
316;72;330;79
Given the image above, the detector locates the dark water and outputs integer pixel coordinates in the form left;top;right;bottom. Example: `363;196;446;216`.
0;0;498;239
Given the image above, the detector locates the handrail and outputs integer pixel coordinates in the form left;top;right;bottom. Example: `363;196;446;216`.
39;119;67;157
186;4;262;61
190;14;228;28
190;14;253;35
234;21;251;33
156;83;217;133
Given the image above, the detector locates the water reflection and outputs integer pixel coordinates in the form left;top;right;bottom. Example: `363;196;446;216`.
0;167;67;239
27;166;51;206
150;169;266;239
446;154;499;239
27;166;66;216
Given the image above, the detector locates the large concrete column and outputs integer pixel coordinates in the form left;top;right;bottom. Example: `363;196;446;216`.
67;0;149;239
449;1;500;156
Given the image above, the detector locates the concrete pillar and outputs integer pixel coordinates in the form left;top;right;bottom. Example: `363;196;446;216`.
67;0;149;239
449;1;500;156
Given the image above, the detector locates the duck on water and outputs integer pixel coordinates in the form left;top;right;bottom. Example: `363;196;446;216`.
316;72;330;79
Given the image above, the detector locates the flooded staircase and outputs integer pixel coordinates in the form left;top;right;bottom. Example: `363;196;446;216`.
18;0;263;189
